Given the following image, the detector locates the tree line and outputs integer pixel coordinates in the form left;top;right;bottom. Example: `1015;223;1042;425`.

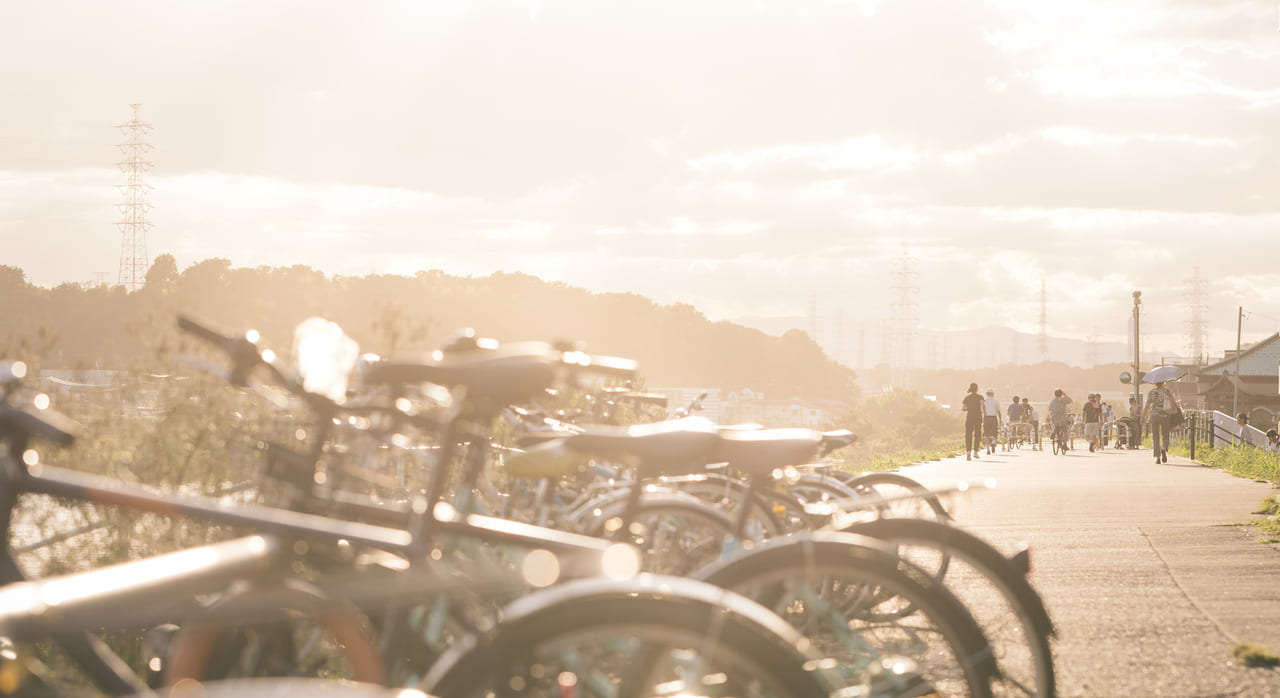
0;257;859;402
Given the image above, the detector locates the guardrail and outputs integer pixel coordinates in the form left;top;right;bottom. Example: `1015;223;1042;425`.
1177;410;1270;461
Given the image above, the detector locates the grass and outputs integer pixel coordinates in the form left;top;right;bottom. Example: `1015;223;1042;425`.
1172;441;1280;545
1231;642;1280;668
843;439;967;474
1169;441;1280;483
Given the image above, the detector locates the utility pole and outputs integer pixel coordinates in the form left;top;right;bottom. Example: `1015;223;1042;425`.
116;104;153;292
1233;306;1243;417
1039;278;1048;363
1132;291;1142;412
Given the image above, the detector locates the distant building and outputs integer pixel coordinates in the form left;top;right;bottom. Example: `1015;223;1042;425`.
723;388;838;428
649;387;722;422
647;386;839;428
1173;333;1280;425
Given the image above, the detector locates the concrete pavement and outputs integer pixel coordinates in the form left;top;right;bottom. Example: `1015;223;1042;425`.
896;441;1280;697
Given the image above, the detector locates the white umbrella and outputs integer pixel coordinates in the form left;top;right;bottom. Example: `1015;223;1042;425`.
1141;365;1187;384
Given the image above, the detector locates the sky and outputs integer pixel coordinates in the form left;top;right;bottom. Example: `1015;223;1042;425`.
2;0;1279;366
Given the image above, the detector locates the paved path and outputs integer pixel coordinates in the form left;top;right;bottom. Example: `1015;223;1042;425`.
897;442;1280;697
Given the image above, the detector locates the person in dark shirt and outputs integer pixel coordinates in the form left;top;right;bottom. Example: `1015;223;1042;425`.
1007;396;1026;447
1082;394;1102;452
961;382;984;461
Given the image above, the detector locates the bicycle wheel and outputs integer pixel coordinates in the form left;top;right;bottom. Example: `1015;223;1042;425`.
840;471;952;523
165;581;385;684
665;473;788;539
787;472;864;529
421;575;834;697
580;493;738;575
696;532;998;698
841;519;1056;698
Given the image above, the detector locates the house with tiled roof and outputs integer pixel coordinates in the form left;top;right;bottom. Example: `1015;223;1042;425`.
1175;332;1280;424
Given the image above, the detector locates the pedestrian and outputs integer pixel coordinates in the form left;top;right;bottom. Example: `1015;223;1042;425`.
962;382;984;461
983;389;1001;454
1266;428;1280;456
1102;402;1115;447
1236;412;1250;446
1126;396;1141;448
1141;380;1181;464
1008;395;1025;447
1023;397;1039;449
1082;394;1102;452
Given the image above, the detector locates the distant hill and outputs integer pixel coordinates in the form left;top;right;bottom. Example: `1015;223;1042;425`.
0;261;859;403
730;315;1139;370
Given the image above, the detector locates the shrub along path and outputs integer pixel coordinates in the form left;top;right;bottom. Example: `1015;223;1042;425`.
900;441;1280;697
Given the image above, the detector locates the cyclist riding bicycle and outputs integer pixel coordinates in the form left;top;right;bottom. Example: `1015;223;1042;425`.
1048;389;1073;451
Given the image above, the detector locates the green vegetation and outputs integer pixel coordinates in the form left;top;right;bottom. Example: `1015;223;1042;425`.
1171;442;1280;542
1254;495;1280;517
828;389;963;473
1231;642;1280;668
843;440;965;474
0;260;857;401
1170;442;1280;484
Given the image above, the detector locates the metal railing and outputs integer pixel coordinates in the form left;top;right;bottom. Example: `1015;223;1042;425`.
1177;409;1271;460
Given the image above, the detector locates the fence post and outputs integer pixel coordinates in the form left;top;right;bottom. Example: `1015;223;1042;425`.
1189;412;1196;461
1208;413;1215;448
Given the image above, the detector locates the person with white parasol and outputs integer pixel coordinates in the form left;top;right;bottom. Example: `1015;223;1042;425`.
1140;365;1187;464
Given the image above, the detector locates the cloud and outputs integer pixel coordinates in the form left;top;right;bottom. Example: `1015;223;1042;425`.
3;0;1280;363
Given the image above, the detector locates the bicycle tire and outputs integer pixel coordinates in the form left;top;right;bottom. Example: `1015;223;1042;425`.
840;518;1056;697
580;493;739;574
695;532;998;698
786;472;864;528
663;473;788;539
164;581;385;684
839;471;953;523
421;574;833;697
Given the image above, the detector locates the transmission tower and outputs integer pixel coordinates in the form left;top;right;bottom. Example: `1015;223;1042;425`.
835;306;845;364
890;255;919;387
1038;278;1048;362
808;291;818;342
880;319;892;368
1184;266;1208;365
116;104;153;292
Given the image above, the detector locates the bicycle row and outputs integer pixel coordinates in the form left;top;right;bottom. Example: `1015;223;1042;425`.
0;314;1058;697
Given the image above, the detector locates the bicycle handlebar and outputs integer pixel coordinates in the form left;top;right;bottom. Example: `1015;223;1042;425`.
0;401;78;448
177;315;301;393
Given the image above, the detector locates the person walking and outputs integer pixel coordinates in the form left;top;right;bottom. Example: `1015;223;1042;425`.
1024;397;1040;450
1141;380;1181;464
983;388;1001;454
962;382;984;460
1101;402;1115;448
1082;394;1102;452
1008;395;1025;447
1126;396;1142;448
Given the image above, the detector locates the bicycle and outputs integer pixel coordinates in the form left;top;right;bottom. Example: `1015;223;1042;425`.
1050;422;1070;455
0;318;838;697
